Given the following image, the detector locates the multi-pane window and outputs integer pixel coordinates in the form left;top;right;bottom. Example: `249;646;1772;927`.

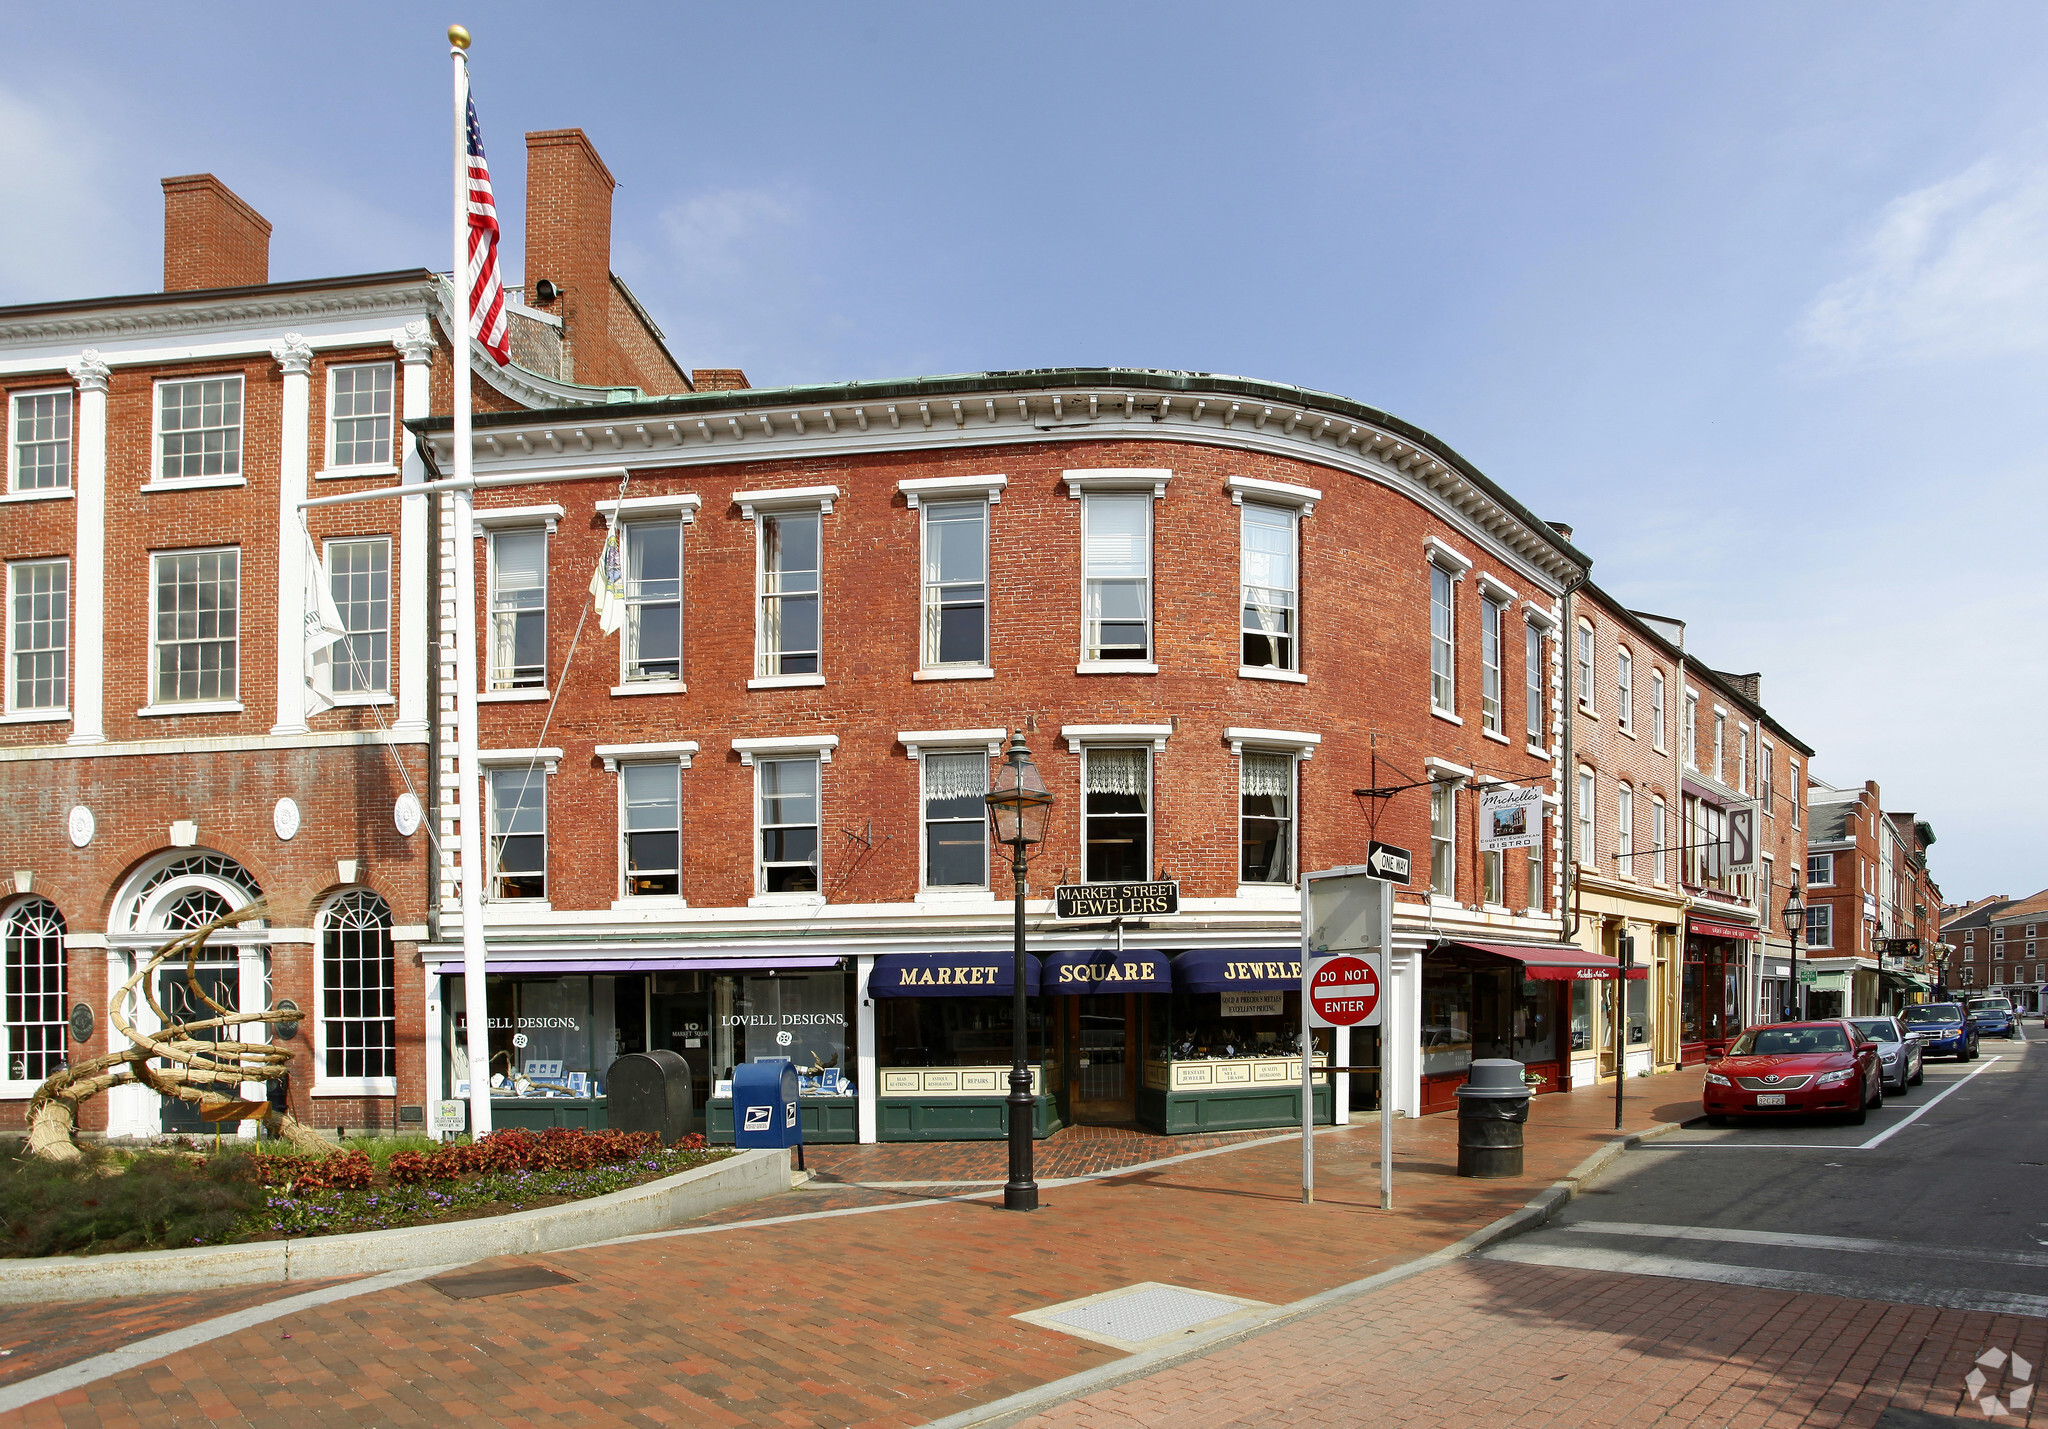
488;529;546;690
1429;781;1455;895
1964;929;1975;944
1683;693;1698;768
759;512;821;676
1712;712;1725;780
1526;846;1543;910
157;376;243;481
1651;798;1667;884
326;539;389;694
922;502;987;669
8;561;67;712
1084;494;1151;662
152;549;238;704
923;751;988;888
1240;503;1297;672
327;363;394;469
622;763;681;897
1806;904;1832;949
1790;761;1802;828
488;767;546;899
11;391;71;492
321;891;395;1081
1429;565;1455;710
1479;598;1503;734
1240;751;1293;885
1482;848;1503;906
623;521;682;682
1808;852;1833;886
1577;769;1595;864
1525;622;1544;742
1084;747;1151;882
3;898;66;1083
1616;648;1633;733
1616;782;1633;876
1759;741;1775;817
1737;728;1750;794
1575;624;1595;708
1650;670;1666;751
758;757;820;893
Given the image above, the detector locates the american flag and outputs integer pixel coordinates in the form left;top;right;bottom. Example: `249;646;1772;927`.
464;96;511;366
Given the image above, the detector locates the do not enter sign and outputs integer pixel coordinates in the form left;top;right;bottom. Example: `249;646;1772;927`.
1308;953;1382;1028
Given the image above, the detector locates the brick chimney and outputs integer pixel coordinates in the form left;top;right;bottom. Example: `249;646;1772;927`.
524;129;617;386
161;175;271;292
691;368;752;392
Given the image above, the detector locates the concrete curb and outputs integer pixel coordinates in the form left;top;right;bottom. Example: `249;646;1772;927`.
919;1118;1686;1429
0;1147;789;1304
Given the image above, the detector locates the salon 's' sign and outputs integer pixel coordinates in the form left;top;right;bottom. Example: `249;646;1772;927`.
1053;881;1179;919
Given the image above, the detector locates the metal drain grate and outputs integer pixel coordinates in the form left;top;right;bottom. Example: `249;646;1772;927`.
1015;1282;1270;1353
427;1265;579;1300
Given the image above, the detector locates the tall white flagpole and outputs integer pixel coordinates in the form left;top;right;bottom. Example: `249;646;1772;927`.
450;24;492;1140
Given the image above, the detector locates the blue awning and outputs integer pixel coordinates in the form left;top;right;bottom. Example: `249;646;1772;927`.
869;952;1040;998
1173;948;1302;994
1041;947;1172;994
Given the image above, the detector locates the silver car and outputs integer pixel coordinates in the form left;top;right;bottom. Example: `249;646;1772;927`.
1851;1016;1924;1094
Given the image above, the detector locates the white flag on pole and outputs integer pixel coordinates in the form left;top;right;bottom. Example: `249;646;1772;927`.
589;521;625;636
301;529;351;715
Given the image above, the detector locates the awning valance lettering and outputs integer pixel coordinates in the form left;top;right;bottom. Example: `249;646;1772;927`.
1172;949;1302;993
1689;918;1763;942
1042;947;1171;992
869;953;1039;998
1449;940;1648;982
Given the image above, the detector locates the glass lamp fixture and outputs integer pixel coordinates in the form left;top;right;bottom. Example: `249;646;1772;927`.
985;732;1053;847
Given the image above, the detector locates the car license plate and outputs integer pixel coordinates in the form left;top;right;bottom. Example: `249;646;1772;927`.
1755;1093;1787;1106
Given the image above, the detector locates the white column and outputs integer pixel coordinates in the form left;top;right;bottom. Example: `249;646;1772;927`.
237;943;269;1139
424;968;446;1140
104;947;150;1138
270;334;314;735
394;321;435;736
1389;948;1423;1118
855;954;877;1143
66;352;109;744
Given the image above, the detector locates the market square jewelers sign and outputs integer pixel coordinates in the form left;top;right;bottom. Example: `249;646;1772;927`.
1054;881;1178;918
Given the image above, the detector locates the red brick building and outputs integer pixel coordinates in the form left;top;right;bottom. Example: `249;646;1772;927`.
0;133;691;1138
1940;889;2046;1011
1802;779;1940;1016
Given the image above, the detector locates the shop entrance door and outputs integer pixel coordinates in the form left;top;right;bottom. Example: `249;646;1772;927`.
1068;994;1136;1123
158;965;238;1135
1471;968;1516;1061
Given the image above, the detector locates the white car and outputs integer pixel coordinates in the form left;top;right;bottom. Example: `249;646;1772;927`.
1850;1016;1924;1094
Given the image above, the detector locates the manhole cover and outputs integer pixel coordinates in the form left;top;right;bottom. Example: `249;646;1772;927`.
1014;1282;1269;1353
427;1265;579;1300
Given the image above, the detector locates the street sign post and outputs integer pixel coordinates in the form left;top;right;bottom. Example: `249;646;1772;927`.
1365;842;1412;885
1302;867;1395;1210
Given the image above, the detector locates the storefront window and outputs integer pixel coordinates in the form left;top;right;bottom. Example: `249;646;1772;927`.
446;974;645;1098
876;997;1044;1068
1149;990;1303;1063
1422;969;1473;1076
1511;976;1556;1064
1572;979;1592;1052
1627;975;1649;1046
716;973;848;1079
1681;956;1703;1042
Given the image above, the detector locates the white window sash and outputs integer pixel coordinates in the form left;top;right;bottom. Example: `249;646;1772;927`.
325;362;395;470
7;559;69;713
10;388;73;493
150;547;240;705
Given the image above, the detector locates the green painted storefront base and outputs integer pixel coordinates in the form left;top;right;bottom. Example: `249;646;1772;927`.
1137;1082;1333;1135
486;1098;610;1132
878;1095;1059;1141
707;1097;860;1144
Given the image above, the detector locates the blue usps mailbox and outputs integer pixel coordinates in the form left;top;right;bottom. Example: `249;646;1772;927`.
732;1058;803;1167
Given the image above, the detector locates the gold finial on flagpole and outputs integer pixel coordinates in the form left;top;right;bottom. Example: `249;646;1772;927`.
448;24;471;49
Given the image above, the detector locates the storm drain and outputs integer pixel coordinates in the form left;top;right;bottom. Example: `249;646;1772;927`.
427;1264;579;1300
1013;1282;1271;1353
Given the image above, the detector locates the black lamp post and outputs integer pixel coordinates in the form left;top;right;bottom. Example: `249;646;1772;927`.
1783;879;1806;1020
986;729;1053;1212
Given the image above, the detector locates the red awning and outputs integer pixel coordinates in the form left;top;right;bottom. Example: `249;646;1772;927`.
1689;918;1763;942
1450;941;1648;981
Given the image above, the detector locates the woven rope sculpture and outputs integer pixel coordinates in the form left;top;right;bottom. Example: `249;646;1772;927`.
25;900;334;1161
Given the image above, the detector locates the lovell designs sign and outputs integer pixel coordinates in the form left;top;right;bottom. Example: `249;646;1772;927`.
1054;881;1179;918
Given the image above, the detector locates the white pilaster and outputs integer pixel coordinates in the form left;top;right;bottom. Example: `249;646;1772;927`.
237;945;267;1139
270;334;315;735
1389;948;1423;1118
394;321;435;736
66;352;110;745
104;947;151;1138
855;954;877;1143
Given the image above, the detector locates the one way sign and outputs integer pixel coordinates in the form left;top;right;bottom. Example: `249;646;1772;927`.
1367;841;1412;885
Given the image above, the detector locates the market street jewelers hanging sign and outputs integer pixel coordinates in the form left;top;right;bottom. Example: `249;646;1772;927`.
1053;881;1179;918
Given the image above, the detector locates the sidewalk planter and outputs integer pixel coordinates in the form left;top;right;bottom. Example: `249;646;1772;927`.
488;1096;610;1132
707;1095;859;1143
0;1147;789;1305
1138;1056;1334;1134
874;1066;1059;1140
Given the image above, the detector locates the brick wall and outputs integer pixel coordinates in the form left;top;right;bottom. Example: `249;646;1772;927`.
161;175;270;292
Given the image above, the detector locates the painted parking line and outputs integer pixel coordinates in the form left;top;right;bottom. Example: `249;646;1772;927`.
1640;1054;2006;1151
1479;1241;2048;1318
1562;1220;2048;1270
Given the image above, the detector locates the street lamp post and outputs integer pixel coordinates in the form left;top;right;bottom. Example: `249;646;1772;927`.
1783;879;1806;1021
986;729;1053;1213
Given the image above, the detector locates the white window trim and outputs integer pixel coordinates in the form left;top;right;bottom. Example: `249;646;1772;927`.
1759;736;1776;816
1062;468;1172;499
597;492;702;523
612;680;687;697
1575;621;1597;714
919;495;992;673
1478;592;1505;736
1079;488;1156;669
1615;782;1634;881
609;755;689;908
6;557;70;717
913;744;995;894
1650;670;1668;753
146;545;241;712
1424;755;1473;782
151;373;246;487
1615;645;1634;736
481;760;552;907
733;734;839;766
484;526;550;696
898;728;1006;760
1075;741;1157;887
594;740;699;771
320;535;392;700
1236;744;1301;892
611;513;688;689
1428;776;1458;901
1650;795;1668;886
1475;573;1518;603
1062;724;1172;754
1079;661;1160;676
914;667;994;682
1429;562;1459;718
9;386;74;494
1424;536;1473;574
311;892;400;1097
477;746;562;771
900;473;1006;507
1241;666;1308;684
471;503;564;533
322;360;397;477
1224;473;1319;514
1576;767;1596;865
1223;727;1320;759
734;484;839;519
1521;600;1559;631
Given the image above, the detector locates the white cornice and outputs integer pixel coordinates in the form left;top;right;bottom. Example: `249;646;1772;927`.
425;383;1583;589
0;281;445;349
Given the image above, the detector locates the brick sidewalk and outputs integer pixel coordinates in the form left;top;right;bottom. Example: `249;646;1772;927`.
0;1070;1703;1426
1014;1257;2048;1428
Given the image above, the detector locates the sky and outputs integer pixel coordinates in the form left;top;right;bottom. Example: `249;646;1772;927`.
4;3;2043;902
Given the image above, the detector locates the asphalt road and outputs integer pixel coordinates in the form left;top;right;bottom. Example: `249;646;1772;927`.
1483;1029;2048;1319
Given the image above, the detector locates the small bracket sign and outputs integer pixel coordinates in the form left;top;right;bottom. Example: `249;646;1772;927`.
1366;842;1411;885
1054;881;1179;918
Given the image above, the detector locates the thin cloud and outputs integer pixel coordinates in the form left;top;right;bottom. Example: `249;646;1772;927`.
656;184;806;280
1797;150;2048;368
0;84;137;302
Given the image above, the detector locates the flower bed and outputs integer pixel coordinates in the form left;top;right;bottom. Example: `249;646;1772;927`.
2;1129;729;1257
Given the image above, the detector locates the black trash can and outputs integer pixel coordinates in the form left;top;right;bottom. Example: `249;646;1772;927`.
607;1049;694;1145
1454;1058;1531;1178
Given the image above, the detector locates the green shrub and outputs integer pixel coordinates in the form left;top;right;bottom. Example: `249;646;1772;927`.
0;1144;264;1257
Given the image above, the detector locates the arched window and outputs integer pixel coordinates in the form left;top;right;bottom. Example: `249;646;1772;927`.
113;851;264;940
321;890;395;1083
163;888;235;931
4;898;67;1083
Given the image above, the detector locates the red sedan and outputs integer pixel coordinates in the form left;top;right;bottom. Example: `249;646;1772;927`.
1701;1019;1884;1126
